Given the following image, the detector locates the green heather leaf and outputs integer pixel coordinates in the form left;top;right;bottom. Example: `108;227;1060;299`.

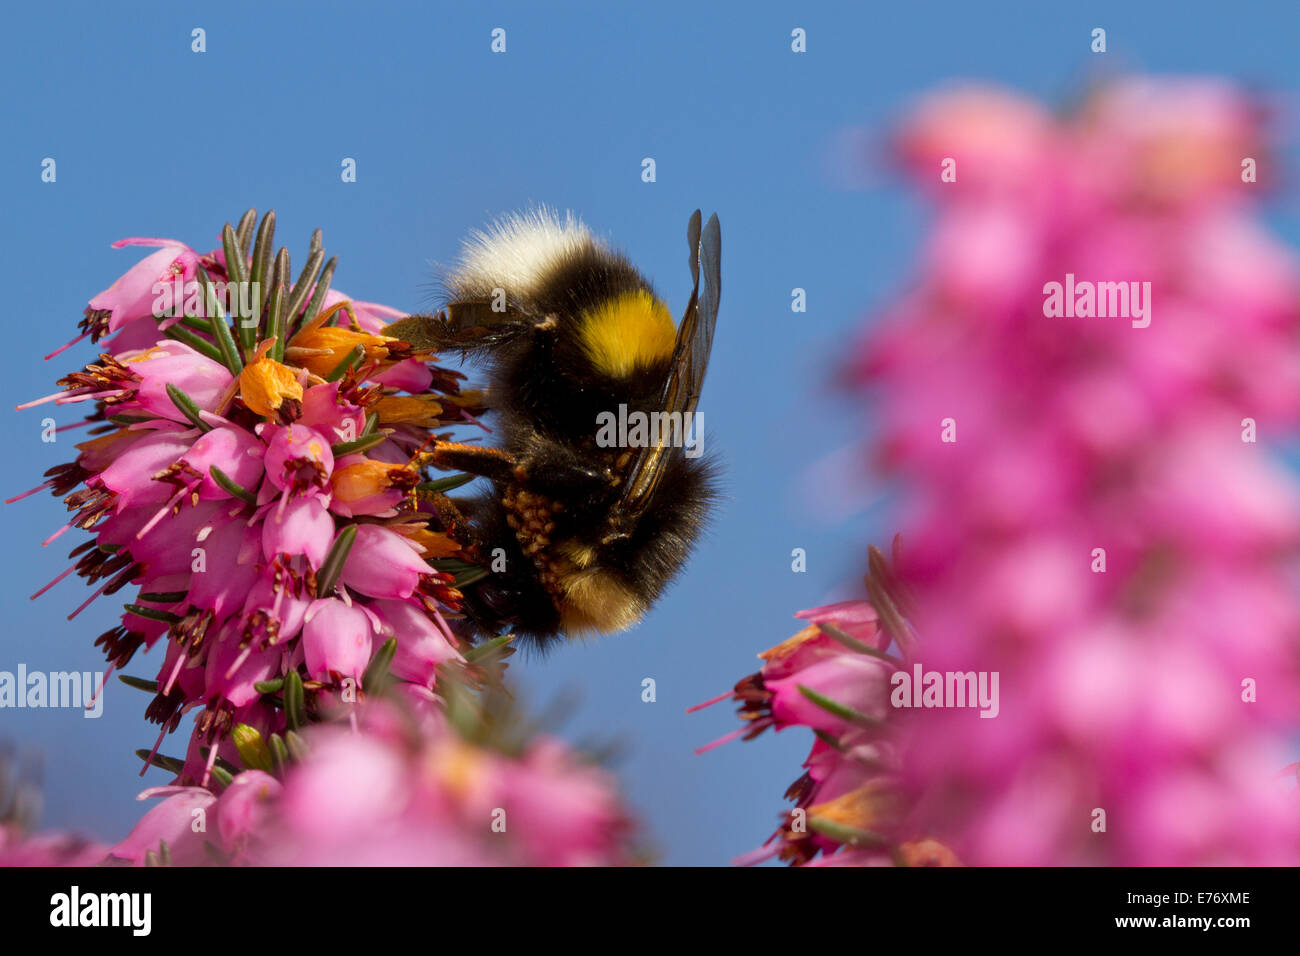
816;622;902;665
363;637;398;695
296;255;337;333
268;733;289;775
429;557;479;574
315;524;358;597
417;473;475;494
253;678;284;694
270;245;289;289
284;671;306;731
123;604;182;624
807;816;890;849
331;432;388;457
178;312;215;333
284;247;324;332
266;278;288;363
869;544;916;616
248;211;276;338
360;411;379;437
796;684;884;730
464;634;512;663
228;223;253;356
232;723;273;773
324;344;365;382
812;729;886;771
138;590;188;603
118;674;158;693
442;680;479;739
453;567;491;588
222;223;248;287
197;266;243;374
813;728;846;752
209;465;257;505
234;209;258;258
135;749;185;775
865;574;918;658
165;383;213;433
284;729;308;762
163;324;225;364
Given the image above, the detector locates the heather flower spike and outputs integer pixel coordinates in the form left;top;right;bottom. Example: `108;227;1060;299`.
14;210;498;790
694;542;953;867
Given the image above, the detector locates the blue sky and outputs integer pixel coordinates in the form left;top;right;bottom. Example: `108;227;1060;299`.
2;0;1298;864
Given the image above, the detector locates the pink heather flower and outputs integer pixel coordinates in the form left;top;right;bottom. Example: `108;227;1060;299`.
85;239;201;338
372;598;464;687
186;517;261;617
339;523;431;599
794;600;883;643
238;704;635;866
91;698;635;867
260;423;334;498
107;786;219;866
97;429;197;509
0;826;108;867
895;86;1057;200
765;655;893;737
216;770;282;858
120;342;235;417
261;495;334;567
297;382;366;444
179;426;265;501
302;598;375;681
205;623;282;707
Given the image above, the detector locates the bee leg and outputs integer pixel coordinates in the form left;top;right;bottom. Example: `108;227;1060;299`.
520;440;616;494
429;441;522;484
382;312;448;351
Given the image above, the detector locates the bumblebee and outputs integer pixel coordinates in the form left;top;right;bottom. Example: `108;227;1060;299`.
386;209;721;648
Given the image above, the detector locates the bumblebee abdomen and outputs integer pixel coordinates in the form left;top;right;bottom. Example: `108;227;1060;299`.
575;289;676;379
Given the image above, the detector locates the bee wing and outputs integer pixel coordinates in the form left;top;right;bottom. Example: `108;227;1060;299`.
614;211;720;523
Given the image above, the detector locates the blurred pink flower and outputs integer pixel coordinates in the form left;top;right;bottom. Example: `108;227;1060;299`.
100;702;636;867
853;77;1300;865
